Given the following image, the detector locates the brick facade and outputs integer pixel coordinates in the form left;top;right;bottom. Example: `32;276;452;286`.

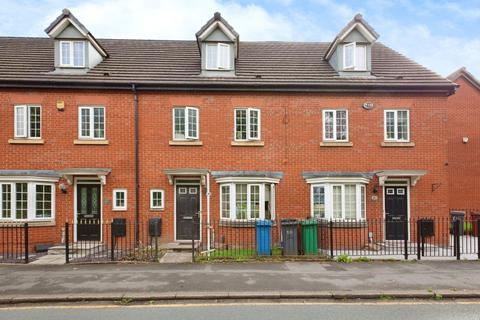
1;89;450;248
447;76;480;210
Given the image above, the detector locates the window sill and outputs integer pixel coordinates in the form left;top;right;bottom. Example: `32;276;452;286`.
0;220;55;227
112;209;127;212
149;208;165;212
8;139;44;145
320;141;353;147
169;140;203;146
74;139;109;145
231;140;265;147
381;142;415;148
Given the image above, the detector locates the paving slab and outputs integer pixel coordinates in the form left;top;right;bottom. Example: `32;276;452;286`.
160;252;192;263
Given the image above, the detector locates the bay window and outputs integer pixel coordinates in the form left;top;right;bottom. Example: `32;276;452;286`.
220;183;275;221
312;184;366;220
0;182;55;221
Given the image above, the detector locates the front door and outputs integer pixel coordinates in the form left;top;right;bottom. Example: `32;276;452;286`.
176;185;200;240
385;186;408;240
76;184;101;241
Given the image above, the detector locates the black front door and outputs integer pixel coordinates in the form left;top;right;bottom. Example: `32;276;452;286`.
176;185;200;240
77;184;101;241
385;186;408;240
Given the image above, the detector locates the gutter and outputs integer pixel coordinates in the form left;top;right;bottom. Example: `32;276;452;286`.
0;80;457;96
132;84;140;243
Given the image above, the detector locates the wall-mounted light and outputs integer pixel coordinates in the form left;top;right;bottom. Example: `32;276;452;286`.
56;100;65;111
463;137;469;144
59;183;68;194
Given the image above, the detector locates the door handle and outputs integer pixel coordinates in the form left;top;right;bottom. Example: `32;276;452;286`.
183;217;193;220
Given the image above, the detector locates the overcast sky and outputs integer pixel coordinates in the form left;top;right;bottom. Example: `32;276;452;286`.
0;0;479;78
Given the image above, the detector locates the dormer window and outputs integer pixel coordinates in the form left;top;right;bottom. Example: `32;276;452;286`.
60;41;85;67
343;42;366;71
206;43;230;70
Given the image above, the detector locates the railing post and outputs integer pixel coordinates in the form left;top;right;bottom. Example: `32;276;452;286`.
191;218;195;263
416;219;421;260
24;223;29;264
404;219;408;260
111;222;115;262
65;222;70;264
455;220;461;260
329;219;334;258
477;219;480;260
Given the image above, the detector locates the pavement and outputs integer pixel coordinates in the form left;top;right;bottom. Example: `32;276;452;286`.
0;261;480;303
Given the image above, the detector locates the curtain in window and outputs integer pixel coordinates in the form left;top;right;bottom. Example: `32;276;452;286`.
206;44;217;69
73;42;84;67
355;45;367;70
235;184;247;220
344;185;356;220
332;186;342;219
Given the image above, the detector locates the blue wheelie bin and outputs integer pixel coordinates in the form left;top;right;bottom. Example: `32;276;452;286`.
256;220;272;256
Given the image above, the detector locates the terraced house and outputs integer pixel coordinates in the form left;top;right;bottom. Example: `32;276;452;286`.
0;9;457;254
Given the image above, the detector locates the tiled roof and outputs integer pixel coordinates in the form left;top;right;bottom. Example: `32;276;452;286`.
448;67;480;91
0;36;455;93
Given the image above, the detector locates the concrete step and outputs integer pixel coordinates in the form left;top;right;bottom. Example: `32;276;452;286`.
47;243;104;255
160;242;199;252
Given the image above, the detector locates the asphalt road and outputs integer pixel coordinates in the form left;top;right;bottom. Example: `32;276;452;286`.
1;301;480;320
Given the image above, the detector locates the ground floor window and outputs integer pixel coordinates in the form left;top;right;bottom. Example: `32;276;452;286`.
0;182;55;221
311;183;365;220
220;183;275;221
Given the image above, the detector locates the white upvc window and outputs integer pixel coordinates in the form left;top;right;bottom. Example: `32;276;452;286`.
323;109;348;141
0;182;55;221
59;41;85;67
150;189;164;210
78;106;106;140
206;43;230;70
113;189;127;211
234;108;261;141
14;105;41;139
173;107;199;140
384;109;410;142
311;184;366;221
343;42;367;71
220;183;275;221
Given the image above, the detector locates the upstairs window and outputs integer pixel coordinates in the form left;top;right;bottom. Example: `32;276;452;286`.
206;43;230;70
384;110;410;142
343;42;367;71
234;108;260;141
323;110;348;142
14;105;41;139
78;106;105;140
60;41;85;67
173;107;199;140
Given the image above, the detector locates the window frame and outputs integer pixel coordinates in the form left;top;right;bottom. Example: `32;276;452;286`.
14;105;42;139
220;182;275;221
322;109;349;142
205;42;231;70
78;106;106;140
59;40;86;68
172;106;199;141
343;42;367;71
234;108;261;141
384;109;410;142
0;182;55;222
310;183;366;221
112;189;127;211
150;189;165;210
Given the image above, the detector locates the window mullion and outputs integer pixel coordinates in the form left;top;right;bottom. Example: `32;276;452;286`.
246;184;251;220
356;185;361;220
332;111;337;140
259;184;265;220
230;184;236;220
185;107;191;139
28;183;35;220
394;111;398;141
341;185;346;220
246;108;251;140
89;107;94;138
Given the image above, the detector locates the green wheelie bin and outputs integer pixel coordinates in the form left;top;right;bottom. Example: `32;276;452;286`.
301;219;318;255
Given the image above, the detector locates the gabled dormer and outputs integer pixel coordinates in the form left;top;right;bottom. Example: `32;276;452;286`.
45;9;108;73
324;14;379;77
196;12;239;77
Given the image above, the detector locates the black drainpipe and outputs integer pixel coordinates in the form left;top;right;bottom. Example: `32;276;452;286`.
132;84;140;243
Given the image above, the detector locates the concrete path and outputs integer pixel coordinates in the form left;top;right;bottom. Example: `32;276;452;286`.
159;252;192;263
0;261;480;303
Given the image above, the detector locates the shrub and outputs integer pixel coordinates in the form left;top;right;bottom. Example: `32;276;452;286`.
336;254;352;263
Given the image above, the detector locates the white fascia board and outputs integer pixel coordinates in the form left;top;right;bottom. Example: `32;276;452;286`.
339;22;377;43
214;177;280;184
0;176;59;183
198;21;237;42
305;177;371;185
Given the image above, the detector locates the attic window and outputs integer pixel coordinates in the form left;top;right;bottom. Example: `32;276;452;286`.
59;41;85;67
343;42;366;71
206;43;230;70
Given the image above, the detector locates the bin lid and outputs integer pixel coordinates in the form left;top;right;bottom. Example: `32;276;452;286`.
256;220;273;226
301;219;318;225
281;219;298;225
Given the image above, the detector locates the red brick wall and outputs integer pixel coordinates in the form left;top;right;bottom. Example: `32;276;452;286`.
447;77;480;210
0;89;450;248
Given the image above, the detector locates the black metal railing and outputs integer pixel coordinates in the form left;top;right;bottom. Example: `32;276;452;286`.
65;219;161;263
196;217;480;261
0;222;28;264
